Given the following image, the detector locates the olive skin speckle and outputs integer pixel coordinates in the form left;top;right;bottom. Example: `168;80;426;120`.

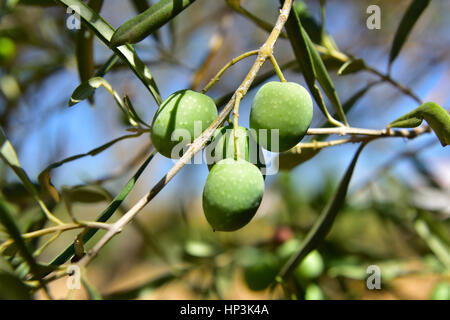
151;90;217;158
202;159;265;232
250;81;313;152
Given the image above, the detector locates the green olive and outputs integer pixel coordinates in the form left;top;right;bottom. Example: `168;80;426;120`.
250;81;313;152
151;90;217;158
205;125;265;171
202;159;264;231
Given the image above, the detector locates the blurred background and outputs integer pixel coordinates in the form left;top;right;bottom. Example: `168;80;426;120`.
0;0;449;299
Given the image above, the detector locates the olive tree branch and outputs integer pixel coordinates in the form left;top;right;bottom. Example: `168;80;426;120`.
0;221;112;254
306;125;430;138
201;50;259;93
72;0;294;269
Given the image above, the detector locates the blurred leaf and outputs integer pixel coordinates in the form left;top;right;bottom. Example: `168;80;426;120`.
0;197;42;282
278;143;366;280
105;270;186;299
82;276;102;300
278;148;321;171
414;216;450;268
0;272;31;299
62;185;109;204
184;240;217;258
56;0;162;105
110;0;196;47
75;0;103;104
50;150;155;267
337;59;366;76
389;102;450;146
389;0;431;67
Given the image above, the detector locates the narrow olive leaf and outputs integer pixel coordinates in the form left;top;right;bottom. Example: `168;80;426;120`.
110;0;196;47
389;0;431;67
75;0;103;104
56;0;162;105
82;276;103;300
62;185;110;204
124;95;151;128
303;26;347;125
414;217;450;268
0;198;43;283
337;59;366;76
278;143;366;280
0;272;31;300
282;0;339;125
389;102;450;147
95;54;119;77
38;132;142;201
130;0;161;42
50;150;155;267
104;269;187;300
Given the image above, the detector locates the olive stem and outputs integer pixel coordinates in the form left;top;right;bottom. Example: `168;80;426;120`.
232;91;243;160
0;221;112;254
306;125;430;138
202;50;259;93
268;54;286;82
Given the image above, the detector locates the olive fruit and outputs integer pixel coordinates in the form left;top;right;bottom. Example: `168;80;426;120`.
250;81;313;152
0;37;16;64
205;125;265;171
202;159;264;231
151;90;217;158
242;249;279;291
276;239;324;280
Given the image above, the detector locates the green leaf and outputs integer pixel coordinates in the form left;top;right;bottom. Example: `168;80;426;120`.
49;150;155;267
55;0;162;105
389;0;431;67
62;185;110;204
104;269;187;299
278;143;366;280
0;272;31;299
388;102;450;146
0;197;43;282
75;0;103;105
130;0;161;42
82;276;103;300
110;0;196;47
337;59;366;76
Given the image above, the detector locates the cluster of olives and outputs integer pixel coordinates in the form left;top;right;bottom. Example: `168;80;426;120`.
151;81;313;231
